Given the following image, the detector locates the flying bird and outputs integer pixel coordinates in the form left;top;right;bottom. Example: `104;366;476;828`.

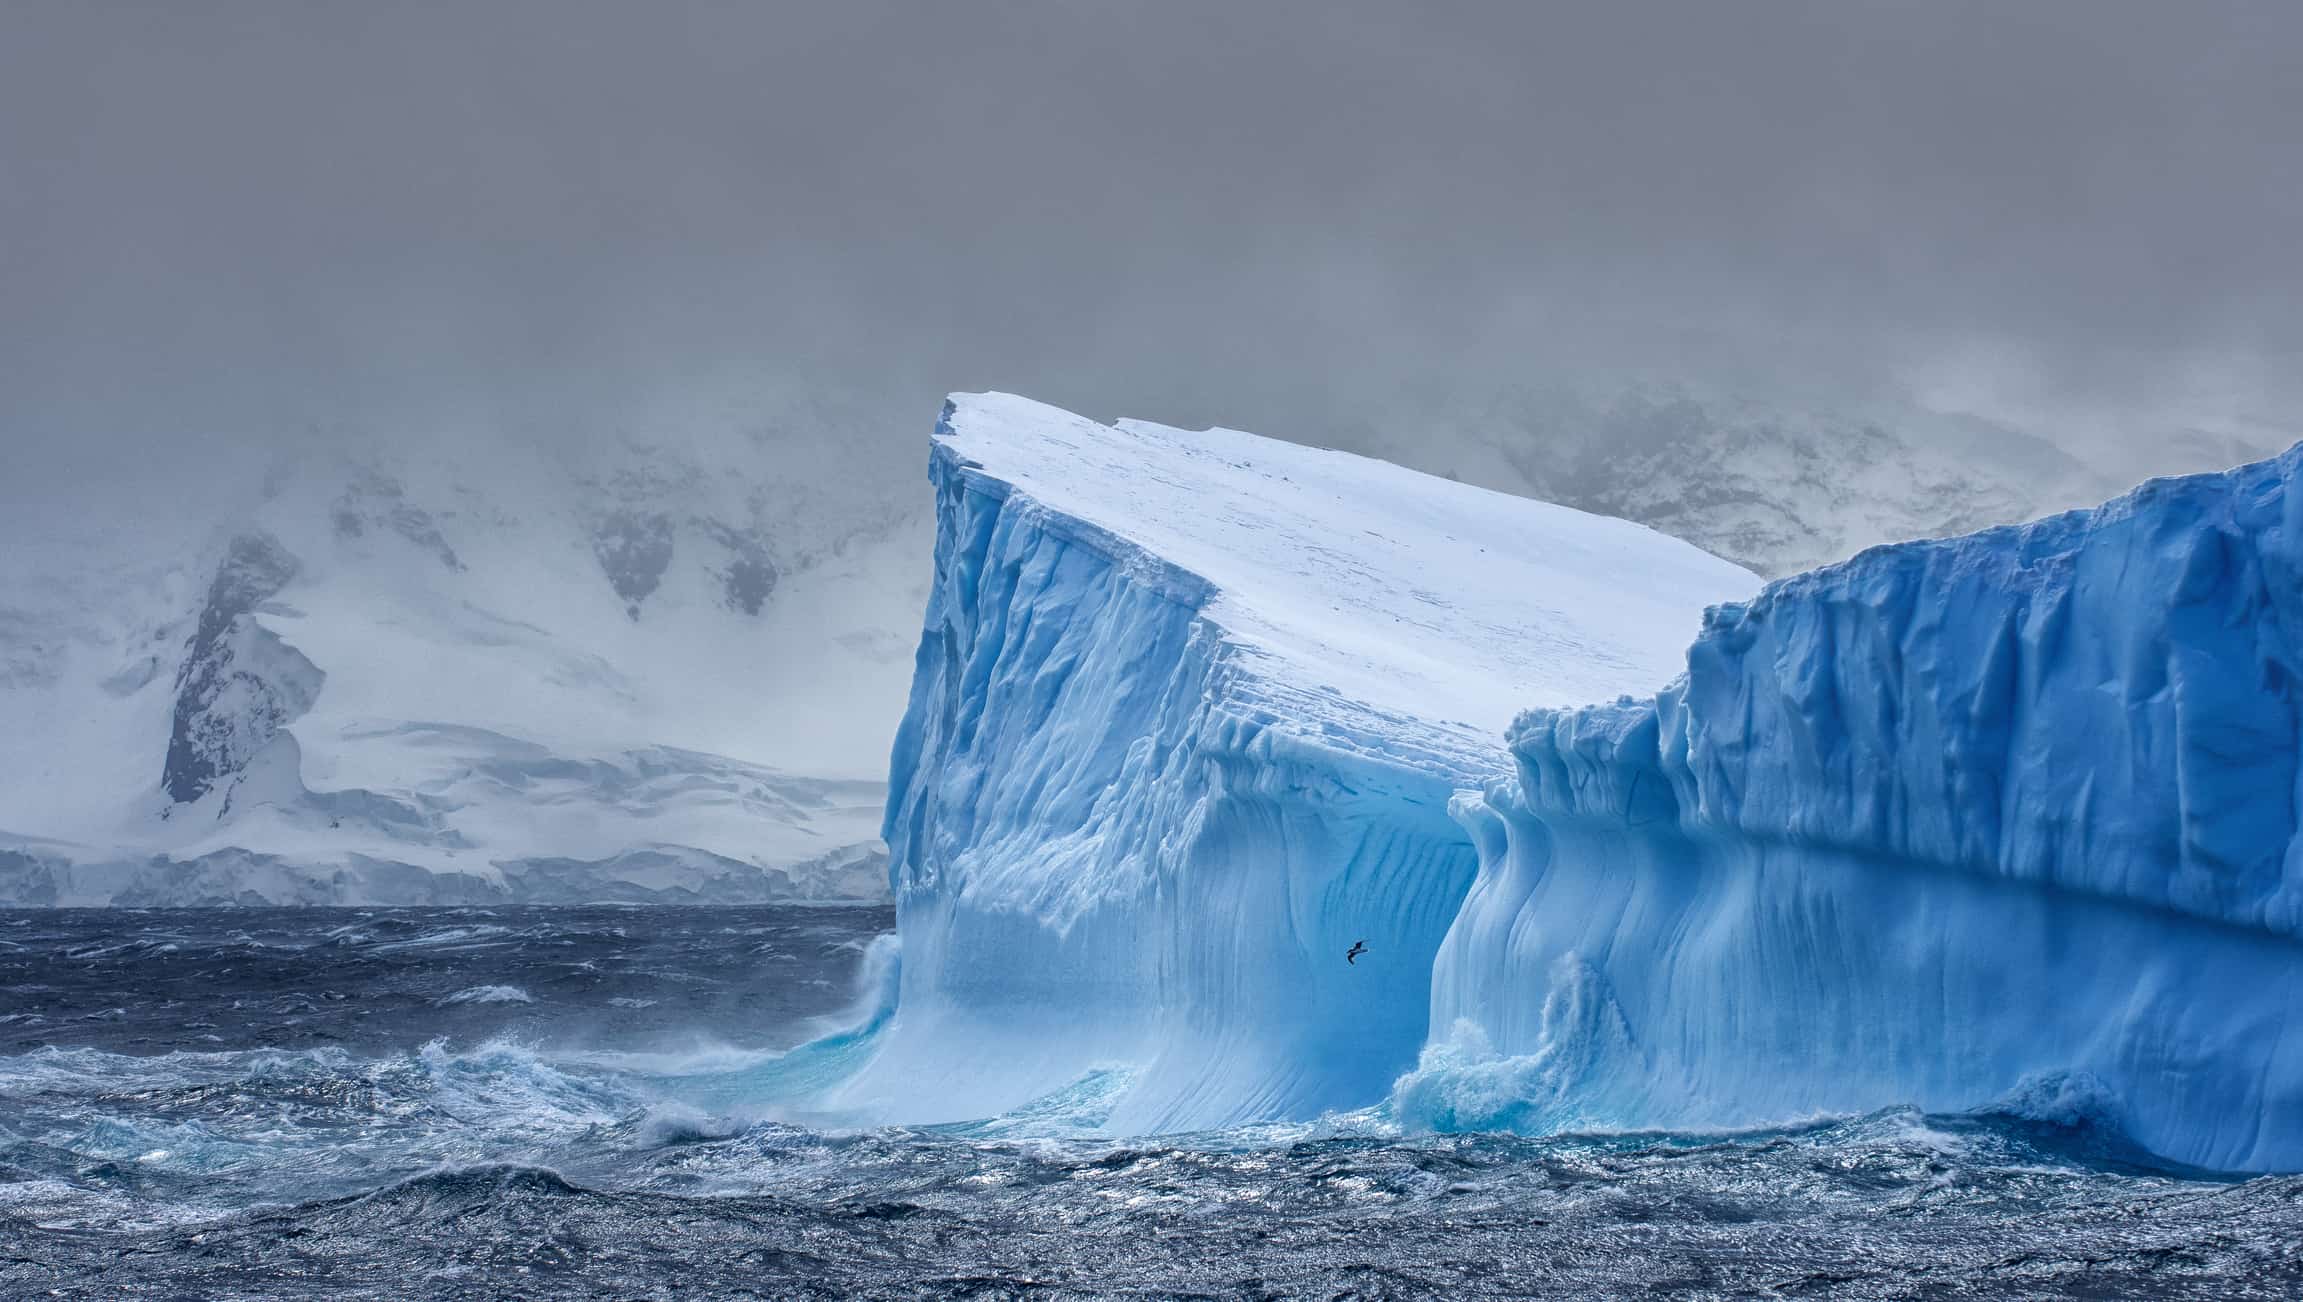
1346;940;1368;965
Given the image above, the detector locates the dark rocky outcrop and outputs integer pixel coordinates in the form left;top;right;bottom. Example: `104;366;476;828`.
591;510;675;619
161;532;319;805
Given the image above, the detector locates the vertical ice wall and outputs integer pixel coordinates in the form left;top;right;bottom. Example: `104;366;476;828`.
1425;445;2303;1171
833;394;1756;1131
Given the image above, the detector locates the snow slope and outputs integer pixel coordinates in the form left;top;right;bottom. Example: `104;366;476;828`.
0;428;926;905
1424;444;2303;1171
829;393;1756;1130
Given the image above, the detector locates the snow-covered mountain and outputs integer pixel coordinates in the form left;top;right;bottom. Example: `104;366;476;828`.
0;425;929;906
1343;384;2272;577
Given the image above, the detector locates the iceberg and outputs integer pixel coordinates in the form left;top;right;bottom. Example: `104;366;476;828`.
842;393;2303;1173
832;393;1757;1131
819;394;2303;1166
1430;444;2303;1171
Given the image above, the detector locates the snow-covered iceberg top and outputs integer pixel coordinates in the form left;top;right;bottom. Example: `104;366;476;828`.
933;392;1757;768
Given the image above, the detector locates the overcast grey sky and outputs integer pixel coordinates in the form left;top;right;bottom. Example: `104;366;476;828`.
3;0;2299;493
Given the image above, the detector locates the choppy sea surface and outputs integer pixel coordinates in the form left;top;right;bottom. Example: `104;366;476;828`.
3;906;2300;1299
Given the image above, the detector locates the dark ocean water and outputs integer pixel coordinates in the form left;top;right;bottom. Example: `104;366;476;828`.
3;906;2300;1300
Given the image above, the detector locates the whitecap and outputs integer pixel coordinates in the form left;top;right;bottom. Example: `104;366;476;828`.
435;985;534;1006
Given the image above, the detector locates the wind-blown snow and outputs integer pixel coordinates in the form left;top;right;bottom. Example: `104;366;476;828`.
1429;444;2303;1171
829;393;1755;1130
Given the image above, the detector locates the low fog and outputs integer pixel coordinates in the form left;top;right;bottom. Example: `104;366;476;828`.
4;0;2299;509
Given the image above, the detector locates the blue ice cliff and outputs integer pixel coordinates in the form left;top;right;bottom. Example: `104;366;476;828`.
1427;441;2303;1171
837;393;2303;1172
830;394;1757;1132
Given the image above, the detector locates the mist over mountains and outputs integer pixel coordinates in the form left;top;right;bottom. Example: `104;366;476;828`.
1;365;2277;905
0;419;924;905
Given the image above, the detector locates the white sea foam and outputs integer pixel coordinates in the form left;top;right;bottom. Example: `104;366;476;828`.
435;984;533;1006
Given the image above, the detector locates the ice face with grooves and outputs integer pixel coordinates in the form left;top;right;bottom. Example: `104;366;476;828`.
1431;443;2303;1171
834;393;1755;1132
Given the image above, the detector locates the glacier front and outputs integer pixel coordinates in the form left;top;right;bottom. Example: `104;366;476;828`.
830;393;1757;1131
1428;444;2303;1171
